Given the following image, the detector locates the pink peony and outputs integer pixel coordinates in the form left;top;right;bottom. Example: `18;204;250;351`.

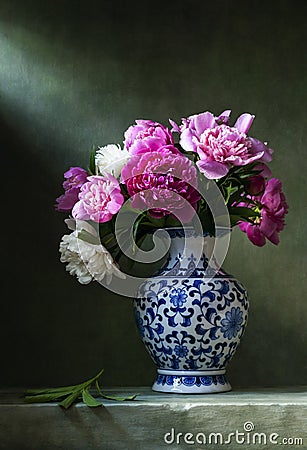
239;178;288;246
123;119;174;155
171;110;273;179
196;124;263;179
72;174;124;223
170;110;232;151
121;146;201;222
55;167;88;212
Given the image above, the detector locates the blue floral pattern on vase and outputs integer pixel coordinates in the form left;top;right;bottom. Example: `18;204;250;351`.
135;279;248;371
169;288;188;308
221;306;244;339
133;230;249;393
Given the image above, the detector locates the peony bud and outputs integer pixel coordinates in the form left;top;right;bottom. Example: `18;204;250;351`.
245;175;266;196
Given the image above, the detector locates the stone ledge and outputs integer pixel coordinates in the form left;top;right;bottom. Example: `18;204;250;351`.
0;387;306;450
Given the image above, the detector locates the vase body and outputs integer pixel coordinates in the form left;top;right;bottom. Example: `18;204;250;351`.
133;229;249;394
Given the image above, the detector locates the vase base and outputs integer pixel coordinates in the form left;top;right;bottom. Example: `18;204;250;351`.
152;370;232;394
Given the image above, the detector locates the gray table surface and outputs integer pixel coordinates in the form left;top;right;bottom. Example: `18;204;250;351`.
1;387;307;450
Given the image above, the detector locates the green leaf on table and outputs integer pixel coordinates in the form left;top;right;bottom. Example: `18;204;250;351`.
24;368;105;407
59;391;81;409
25;385;77;395
24;392;68;403
99;393;139;401
23;368;137;408
95;379;138;402
82;389;102;407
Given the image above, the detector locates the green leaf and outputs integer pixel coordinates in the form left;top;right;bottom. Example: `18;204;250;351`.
145;215;166;228
229;215;246;227
132;213;146;253
223;184;238;204
81;368;105;388
99;393;138;401
24;392;69;403
59;391;81;409
227;187;246;204
24;368;138;409
228;206;259;218
88;144;96;175
82;389;102;407
164;216;181;227
24;369;105;406
77;229;100;245
101;233;118;249
25;386;77;395
95;379;138;402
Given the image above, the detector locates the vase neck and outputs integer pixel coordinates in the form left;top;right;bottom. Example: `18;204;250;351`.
156;229;231;278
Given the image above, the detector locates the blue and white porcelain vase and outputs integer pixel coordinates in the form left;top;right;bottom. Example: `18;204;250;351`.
133;228;249;394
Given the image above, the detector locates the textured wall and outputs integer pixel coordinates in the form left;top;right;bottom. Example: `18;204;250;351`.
1;0;306;388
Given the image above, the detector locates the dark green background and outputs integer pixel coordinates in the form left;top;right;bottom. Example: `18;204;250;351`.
1;0;306;388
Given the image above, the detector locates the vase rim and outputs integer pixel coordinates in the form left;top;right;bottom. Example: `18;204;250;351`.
161;225;231;231
152;225;232;237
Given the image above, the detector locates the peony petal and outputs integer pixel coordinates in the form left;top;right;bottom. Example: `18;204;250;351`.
216;110;231;125
245;175;266;195
55;189;80;212
107;196;124;214
232;153;264;166
238;221;249;232
264;177;282;194
260;211;277;237
249;137;273;162
64;218;76;231
72;200;89;221
129;136;165;154
179;128;197;152
63;166;88;180
234;113;255;133
169;119;180;133
254;163;272;178
261;178;282;210
218;109;231;118
194;111;216;135
196;160;229;179
267;230;280;245
246;224;266;246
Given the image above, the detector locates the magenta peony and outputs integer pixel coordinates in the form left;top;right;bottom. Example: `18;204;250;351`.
121;146;200;222
55;167;88;212
72;174;124;223
239;178;288;246
123;119;174;155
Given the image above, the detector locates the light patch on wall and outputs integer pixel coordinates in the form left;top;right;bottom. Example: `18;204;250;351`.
0;22;123;171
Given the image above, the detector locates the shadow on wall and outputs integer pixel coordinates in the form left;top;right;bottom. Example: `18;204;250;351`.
1;114;67;384
0;113;156;388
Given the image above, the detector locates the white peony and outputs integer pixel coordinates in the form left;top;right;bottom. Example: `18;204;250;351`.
95;144;130;178
59;230;125;285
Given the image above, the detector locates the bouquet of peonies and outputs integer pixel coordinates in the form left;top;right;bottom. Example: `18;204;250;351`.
55;109;288;285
